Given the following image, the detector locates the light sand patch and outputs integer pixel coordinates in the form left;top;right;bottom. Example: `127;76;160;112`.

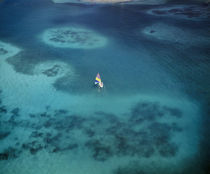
41;27;107;49
142;23;209;46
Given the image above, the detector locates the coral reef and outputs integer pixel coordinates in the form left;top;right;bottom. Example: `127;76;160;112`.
114;165;145;174
142;23;209;46
42;27;107;49
85;140;113;161
0;132;10;140
0;147;21;160
0;106;7;114
147;5;210;20
0;90;183;162
22;141;43;155
33;61;74;80
82;102;182;161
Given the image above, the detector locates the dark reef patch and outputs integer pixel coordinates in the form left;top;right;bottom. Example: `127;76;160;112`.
0;147;21;160
0;106;7;114
114;166;145;174
0;98;183;162
83;102;183;161
158;142;178;157
0;48;8;55
0;131;10;140
54;109;68;115
22;141;43;155
43;133;62;145
30;131;44;138
129;102;164;124
50;143;78;153
150;30;156;33
52;146;60;153
85;140;113;161
148;122;171;134
42;65;62;77
39;112;49;118
43;120;52;128
171;122;183;132
51;115;85;131
93;146;112;161
0;153;9;160
163;106;182;118
10;108;20;116
130;101;182;124
61;143;78;151
83;128;95;137
29;114;36;118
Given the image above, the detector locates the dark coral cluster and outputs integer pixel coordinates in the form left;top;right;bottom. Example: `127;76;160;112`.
49;30;98;45
42;65;62;77
83;102;182;161
49;30;84;44
114;165;145;174
0;48;8;55
0;147;21;160
0;89;183;163
0;90;7;115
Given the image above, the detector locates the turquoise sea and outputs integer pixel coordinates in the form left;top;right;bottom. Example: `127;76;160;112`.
0;0;210;173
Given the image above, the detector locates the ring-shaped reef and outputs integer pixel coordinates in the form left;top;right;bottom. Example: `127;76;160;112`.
42;27;107;49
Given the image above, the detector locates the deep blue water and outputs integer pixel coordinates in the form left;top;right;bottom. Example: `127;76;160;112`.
0;0;210;174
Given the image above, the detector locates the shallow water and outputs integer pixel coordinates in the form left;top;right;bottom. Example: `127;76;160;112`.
0;0;210;174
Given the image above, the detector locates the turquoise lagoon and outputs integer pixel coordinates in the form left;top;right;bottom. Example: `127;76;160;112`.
0;0;209;174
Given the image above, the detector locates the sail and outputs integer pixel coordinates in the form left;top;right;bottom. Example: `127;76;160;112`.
95;73;101;84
